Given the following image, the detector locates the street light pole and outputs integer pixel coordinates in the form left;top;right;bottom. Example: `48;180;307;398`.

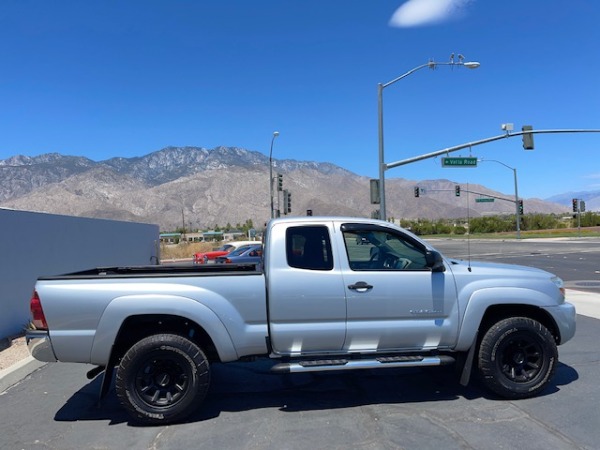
479;159;521;239
378;56;480;221
269;131;280;219
513;166;521;239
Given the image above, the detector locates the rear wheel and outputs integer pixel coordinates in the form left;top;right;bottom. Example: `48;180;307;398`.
478;317;557;399
115;333;210;424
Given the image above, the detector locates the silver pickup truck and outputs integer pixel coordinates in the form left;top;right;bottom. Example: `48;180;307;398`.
27;217;576;424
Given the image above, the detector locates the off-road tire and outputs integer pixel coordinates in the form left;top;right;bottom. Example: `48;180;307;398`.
478;317;557;399
115;333;210;424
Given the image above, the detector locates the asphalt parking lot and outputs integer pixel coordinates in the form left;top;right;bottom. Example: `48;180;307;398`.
1;238;599;449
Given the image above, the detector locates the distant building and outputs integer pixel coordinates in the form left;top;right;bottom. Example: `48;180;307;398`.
159;233;182;244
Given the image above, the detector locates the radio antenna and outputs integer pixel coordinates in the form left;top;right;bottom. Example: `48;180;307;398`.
466;182;472;272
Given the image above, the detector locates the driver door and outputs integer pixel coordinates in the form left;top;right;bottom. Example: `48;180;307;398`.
339;223;459;352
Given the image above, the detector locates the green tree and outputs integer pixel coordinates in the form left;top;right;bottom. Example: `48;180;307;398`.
470;216;513;233
241;219;254;234
434;220;452;235
580;212;600;227
412;219;435;235
399;219;413;229
521;213;560;231
454;225;467;235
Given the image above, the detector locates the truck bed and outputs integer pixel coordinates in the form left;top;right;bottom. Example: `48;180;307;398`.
38;263;262;279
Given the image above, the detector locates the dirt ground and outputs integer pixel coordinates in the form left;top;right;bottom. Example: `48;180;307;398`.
0;334;29;372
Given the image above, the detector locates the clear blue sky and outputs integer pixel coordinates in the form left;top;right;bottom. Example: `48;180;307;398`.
1;0;599;199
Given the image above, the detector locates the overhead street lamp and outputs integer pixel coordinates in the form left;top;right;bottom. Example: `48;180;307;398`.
377;55;480;220
269;131;280;219
479;158;521;239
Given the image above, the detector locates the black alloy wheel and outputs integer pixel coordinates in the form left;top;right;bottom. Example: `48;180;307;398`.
116;333;210;424
478;316;557;399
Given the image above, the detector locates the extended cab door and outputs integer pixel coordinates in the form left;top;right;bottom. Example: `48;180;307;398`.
338;223;459;352
266;222;347;355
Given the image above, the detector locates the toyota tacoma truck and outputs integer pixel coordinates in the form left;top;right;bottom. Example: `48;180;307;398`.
26;217;576;424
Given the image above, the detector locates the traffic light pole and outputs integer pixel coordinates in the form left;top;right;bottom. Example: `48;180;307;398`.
572;198;583;237
385;129;600;171
379;128;600;228
268;131;280;219
477;159;521;239
513;167;521;239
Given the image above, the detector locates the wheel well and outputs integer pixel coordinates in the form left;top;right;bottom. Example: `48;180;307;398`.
110;315;221;365
479;304;561;343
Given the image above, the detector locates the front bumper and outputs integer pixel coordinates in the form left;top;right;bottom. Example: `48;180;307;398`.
542;301;577;345
26;330;58;362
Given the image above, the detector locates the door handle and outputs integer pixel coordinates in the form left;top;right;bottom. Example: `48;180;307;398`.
348;281;373;292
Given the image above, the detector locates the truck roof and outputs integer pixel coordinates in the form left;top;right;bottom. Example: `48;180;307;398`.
268;216;395;227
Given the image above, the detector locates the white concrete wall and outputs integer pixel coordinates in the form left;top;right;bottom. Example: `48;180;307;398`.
0;209;159;339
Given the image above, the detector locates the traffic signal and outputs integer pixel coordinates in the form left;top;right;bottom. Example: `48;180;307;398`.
283;190;292;213
522;125;534;150
277;173;283;191
581;201;586;212
455;185;461;197
370;179;380;204
518;199;524;215
414;186;420;198
572;198;578;212
306;209;313;216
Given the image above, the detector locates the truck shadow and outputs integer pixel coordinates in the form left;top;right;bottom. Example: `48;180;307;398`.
53;359;578;425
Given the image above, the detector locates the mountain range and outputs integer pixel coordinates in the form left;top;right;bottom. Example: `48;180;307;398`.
0;146;587;231
545;191;600;212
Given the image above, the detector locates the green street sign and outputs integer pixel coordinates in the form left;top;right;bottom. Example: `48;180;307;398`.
475;198;495;203
442;157;478;167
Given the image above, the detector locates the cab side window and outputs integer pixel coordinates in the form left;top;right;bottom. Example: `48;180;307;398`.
343;231;379;270
286;226;333;271
342;227;428;271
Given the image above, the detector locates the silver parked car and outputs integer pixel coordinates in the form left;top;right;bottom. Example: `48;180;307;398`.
215;243;263;264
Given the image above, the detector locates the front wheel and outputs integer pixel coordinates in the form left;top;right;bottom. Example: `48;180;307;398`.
478;317;557;399
115;334;210;424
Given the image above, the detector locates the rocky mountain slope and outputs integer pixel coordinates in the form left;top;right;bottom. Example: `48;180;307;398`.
546;190;600;212
0;146;569;230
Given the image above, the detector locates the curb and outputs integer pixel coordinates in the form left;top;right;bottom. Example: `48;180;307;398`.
565;289;600;320
0;356;46;394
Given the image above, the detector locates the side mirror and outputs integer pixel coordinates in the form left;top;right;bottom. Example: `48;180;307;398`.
425;250;445;272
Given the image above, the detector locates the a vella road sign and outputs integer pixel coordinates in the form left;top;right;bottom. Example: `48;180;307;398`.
442;157;478;167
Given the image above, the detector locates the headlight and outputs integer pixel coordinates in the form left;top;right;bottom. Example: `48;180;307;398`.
551;276;565;303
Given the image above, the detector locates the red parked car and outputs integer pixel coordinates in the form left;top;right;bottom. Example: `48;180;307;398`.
193;241;258;264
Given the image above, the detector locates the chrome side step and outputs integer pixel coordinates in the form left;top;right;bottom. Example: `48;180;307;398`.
271;355;455;374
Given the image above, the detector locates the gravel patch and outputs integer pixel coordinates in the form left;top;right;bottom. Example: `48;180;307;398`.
0;334;29;371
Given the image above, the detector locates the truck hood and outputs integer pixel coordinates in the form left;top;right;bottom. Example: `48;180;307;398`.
446;257;564;304
447;258;554;278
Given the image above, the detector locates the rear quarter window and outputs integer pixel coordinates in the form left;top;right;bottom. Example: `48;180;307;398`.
285;226;333;271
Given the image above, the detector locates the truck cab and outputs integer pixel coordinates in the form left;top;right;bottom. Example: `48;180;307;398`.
266;218;456;357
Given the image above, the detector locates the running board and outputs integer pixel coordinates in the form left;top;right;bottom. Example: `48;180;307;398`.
271;355;455;374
